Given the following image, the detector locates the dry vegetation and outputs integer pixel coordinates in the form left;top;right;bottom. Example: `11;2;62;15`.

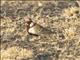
1;46;33;60
0;1;80;60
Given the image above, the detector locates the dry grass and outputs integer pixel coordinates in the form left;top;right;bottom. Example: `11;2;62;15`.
1;46;33;60
63;7;80;17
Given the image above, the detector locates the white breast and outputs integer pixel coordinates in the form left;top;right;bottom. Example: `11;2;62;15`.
28;25;42;35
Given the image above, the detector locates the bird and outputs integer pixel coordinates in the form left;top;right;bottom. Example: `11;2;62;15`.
24;16;55;36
